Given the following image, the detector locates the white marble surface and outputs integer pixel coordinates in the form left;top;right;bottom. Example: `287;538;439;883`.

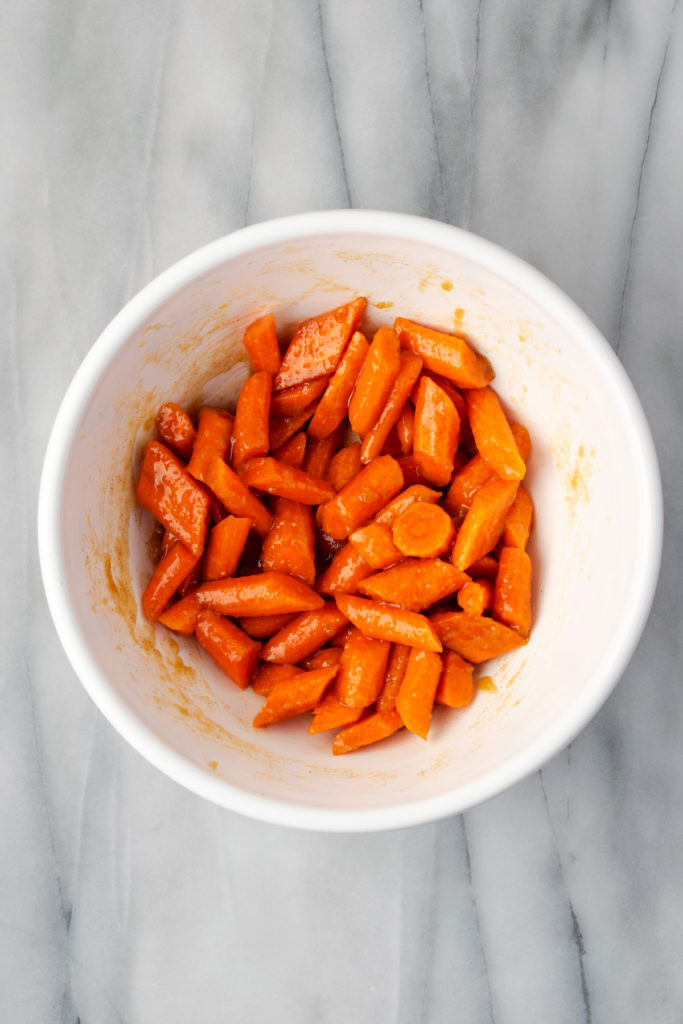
3;0;682;1020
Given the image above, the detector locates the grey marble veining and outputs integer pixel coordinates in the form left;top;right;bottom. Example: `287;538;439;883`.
3;0;683;1021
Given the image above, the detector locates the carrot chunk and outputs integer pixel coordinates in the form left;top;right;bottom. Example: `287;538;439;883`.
348;327;401;436
239;613;298;638
318;455;404;540
412;376;460;486
443;453;494;522
315;543;373;596
492;547;532;638
261;498;316;585
334;630;391;708
359;558;468;611
301;647;344;671
141;541;199;622
197;572;324;617
261;605;349;663
332;709;404;755
396;404;415;455
195;610;261;689
373;484;441;527
360;351;423;464
328;442;362;492
465;386;526;481
231;370;272;469
395;454;432;487
349;523;403;570
303;424;345;480
202;456;272;538
136;441;210;557
203;515;251;581
451;477;518;571
394;317;494;388
270;377;329;418
376;643;410;712
335;594;442;651
467;555;499;581
274;297;367;390
252;661;299;696
431;611;526;663
435;650;475;708
272;431;307;468
156;402;196;461
457;578;494;616
157;591;199;635
242;313;281;376
240;457;335;504
308;695;364;734
307;330;369;440
186;407;233;484
269;402;318;451
396;648;442;739
253;665;339;726
392;502;455;559
501;484;534;550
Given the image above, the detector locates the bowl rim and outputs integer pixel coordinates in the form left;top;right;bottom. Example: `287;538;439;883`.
38;209;663;832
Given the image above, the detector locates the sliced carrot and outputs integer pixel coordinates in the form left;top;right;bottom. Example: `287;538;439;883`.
307;330;369;440
274;297;367;390
451;477;518;571
510;422;532;462
348;327;401;436
328;622;356;648
303;424;345;480
492;547;532;638
392;502;455;559
272;431;307;468
177;556;204;598
269;376;329;418
136;441;210;557
239;613;298;638
359;558;468;611
335;594;442;651
435;650;475;708
373;484;441;527
197;571;324;617
315;543;373;596
394;317;494;388
376;643;410;712
332;709;404;755
334;630;391;708
231;370;272;469
202;456;272;538
260;499;316;585
261;605;349;664
252;661;299;696
300;647;343;671
431;611;526;663
395;455;433;486
269;401;318;451
203;515;251;581
443;453;493;522
327;442;362;492
501;484;534;550
156;402;196;461
396;648;442;739
467;555;499;581
308;695;364;734
412;376;460;486
240;457;335;505
195;610;261;689
380;425;403;457
396;404;415;455
465;386;526;481
318;455;404;540
457;578;494;616
253;665;339;726
360;351;423;464
242;312;281;376
348;523;403;570
141;541;199;622
186;407;233;484
157;591;199;635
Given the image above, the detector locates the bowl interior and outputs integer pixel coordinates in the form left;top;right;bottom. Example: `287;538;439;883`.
42;217;660;828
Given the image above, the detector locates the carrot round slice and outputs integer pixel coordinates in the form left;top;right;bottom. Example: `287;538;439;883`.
392;502;455;558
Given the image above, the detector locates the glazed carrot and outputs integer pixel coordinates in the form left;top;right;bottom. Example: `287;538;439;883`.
318;455;404;540
186;407;233;483
443;453;494;522
231;370;272;469
360;558;468;611
328;622;356;647
253;665;339;726
431;611;526;663
360;351;423;464
315;543;373;596
392;502;455;558
141;541;199;621
300;647;343;671
415;370;468;426
240;457;335;505
252;661;299;696
465;386;525;481
177;557;203;598
412;376;460;486
327;442;362;492
451;477;518;570
307;330;369;440
380;426;403;457
269;376;329;418
467;555;499;581
435;650;475;708
308;694;364;734
197;571;324;617
373;484;441;527
376;643;410;712
335;594;442;651
136;441;210;557
493;546;532;638
348;327;401;436
332;709;404;755
303;424;344;480
457;579;494;616
510;422;532;462
242;312;281;376
396;455;433;486
239;613;298;638
202;456;272;538
395;648;442;739
394;317;494;388
156;402;196;461
260;499;316;585
203;515;251;580
195;610;261;689
272;431;307;468
269;401;318;451
334;630;391;708
157;591;199;635
501;484;534;550
158;528;177;561
396;404;414;455
261;605;349;663
274;297;367;390
348;523;403;570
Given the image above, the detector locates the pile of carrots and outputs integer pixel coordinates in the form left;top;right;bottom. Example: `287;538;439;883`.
135;297;534;754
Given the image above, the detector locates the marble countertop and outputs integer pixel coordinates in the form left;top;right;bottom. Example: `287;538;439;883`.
4;1;682;1020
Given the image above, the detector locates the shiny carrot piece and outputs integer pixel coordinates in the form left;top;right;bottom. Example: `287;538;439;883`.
451;478;518;571
136;441;210;557
142;541;200;621
242;313;281;375
177;555;203;598
274;297;367;390
272;431;307;468
318;455;404;540
391;502;456;559
348;327;401;436
269;402;318;451
261;605;349;664
359;558;468;611
360;351;423;464
467;555;499;581
394;317;494;389
300;647;344;671
396;404;414;455
186;407;234;484
396;648;442;739
334;630;391;708
270;376;329;418
412;376;460;486
308;694;364;734
197;571;324;617
231;370;272;469
202;456;272;538
376;643;410;712
156;402;196;461
303;424;345;480
332;709;404;755
315;543;373;596
260;497;316;584
240;457;335;504
327;442;362;492
431;611;526;663
395;454;432;487
443;453;494;522
348;523;403;570
253;665;339;726
307;330;369;440
435;650;475;708
239;613;298;638
203;515;251;580
510;422;532;462
373;484;441;527
457;578;494;616
465;386;526;481
493;547;532;638
335;594;442;651
329;622;356;648
252;661;299;696
195;610;261;689
157;591;199;635
501;484;534;550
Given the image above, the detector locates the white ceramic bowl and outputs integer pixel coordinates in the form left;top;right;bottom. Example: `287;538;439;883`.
38;210;662;831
